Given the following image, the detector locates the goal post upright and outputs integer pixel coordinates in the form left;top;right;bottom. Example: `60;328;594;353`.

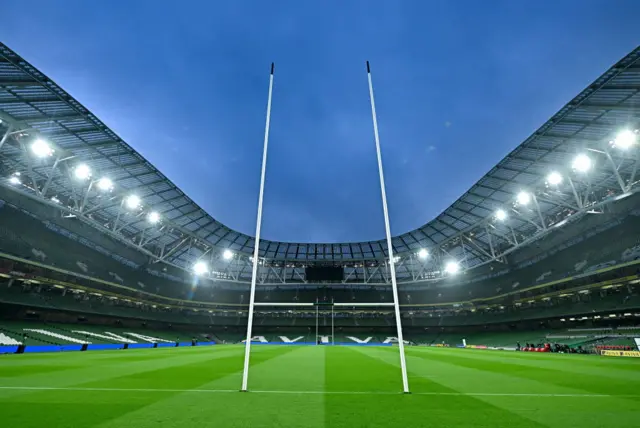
331;297;335;346
241;62;275;393
365;60;411;394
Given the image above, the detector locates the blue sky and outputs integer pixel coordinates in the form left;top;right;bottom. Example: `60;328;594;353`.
2;1;639;243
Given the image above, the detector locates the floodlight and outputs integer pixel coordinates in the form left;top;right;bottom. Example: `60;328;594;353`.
74;164;91;180
31;139;53;158
516;191;531;206
97;177;113;191
147;211;160;224
613;129;636;149
125;194;141;210
193;261;208;275
444;261;460;275
223;249;234;260
9;176;20;185
547;171;563;186
495;209;507;221
418;248;429;259
572;154;591;172
51;196;60;203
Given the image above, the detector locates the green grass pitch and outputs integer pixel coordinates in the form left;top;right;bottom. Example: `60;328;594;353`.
1;345;639;427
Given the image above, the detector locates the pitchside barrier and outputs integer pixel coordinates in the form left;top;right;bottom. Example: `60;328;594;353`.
0;341;216;355
601;350;640;357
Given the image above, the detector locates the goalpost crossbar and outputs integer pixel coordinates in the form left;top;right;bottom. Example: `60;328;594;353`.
252;302;394;307
253;302;315;307
333;302;395;307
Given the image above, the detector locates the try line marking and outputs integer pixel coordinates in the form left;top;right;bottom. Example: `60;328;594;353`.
0;386;628;398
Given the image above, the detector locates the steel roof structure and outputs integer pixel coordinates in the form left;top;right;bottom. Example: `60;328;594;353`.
1;42;640;285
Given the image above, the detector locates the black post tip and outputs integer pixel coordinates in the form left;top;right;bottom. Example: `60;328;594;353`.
366;61;370;73
270;63;274;75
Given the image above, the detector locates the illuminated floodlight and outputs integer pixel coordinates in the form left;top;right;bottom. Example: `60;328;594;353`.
546;171;563;186
444;261;460;275
612;129;636;149
97;177;113;191
495;209;507;221
223;249;234;260
147;211;160;224
125;194;141;209
572;154;592;173
9;176;21;185
516;191;531;206
74;164;91;180
31;139;53;158
418;248;429;259
193;261;208;275
51;196;61;204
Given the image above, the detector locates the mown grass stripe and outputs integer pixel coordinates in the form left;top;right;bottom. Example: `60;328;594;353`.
0;386;628;397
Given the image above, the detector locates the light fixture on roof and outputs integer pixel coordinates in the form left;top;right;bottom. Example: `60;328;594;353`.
9;175;21;185
97;177;113;191
125;194;141;210
51;196;60;204
546;171;563;186
74;163;91;180
612;129;636;149
495;209;507;221
516;191;531;206
418;248;429;259
223;249;234;260
193;261;208;276
572;154;592;172
31;138;53;158
147;211;160;224
444;261;460;275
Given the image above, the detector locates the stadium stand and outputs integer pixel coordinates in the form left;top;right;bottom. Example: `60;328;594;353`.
1;41;640;355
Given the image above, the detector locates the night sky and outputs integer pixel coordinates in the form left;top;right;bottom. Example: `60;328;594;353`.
2;1;639;243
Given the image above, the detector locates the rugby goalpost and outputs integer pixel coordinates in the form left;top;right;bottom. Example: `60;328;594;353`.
240;62;410;393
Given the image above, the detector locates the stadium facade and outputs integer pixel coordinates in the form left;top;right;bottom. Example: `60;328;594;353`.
1;42;640;351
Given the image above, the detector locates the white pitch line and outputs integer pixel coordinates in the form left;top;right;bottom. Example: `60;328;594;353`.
0;386;628;398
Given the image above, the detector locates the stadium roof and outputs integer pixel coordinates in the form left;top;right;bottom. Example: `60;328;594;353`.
1;42;640;284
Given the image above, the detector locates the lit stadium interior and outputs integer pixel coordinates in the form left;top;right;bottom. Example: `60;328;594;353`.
1;37;640;427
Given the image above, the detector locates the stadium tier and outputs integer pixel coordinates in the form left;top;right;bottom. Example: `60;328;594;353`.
2;320;637;351
1;197;639;316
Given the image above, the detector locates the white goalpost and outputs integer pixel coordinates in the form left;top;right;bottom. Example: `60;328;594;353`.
240;62;274;393
240;61;410;394
365;61;410;393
